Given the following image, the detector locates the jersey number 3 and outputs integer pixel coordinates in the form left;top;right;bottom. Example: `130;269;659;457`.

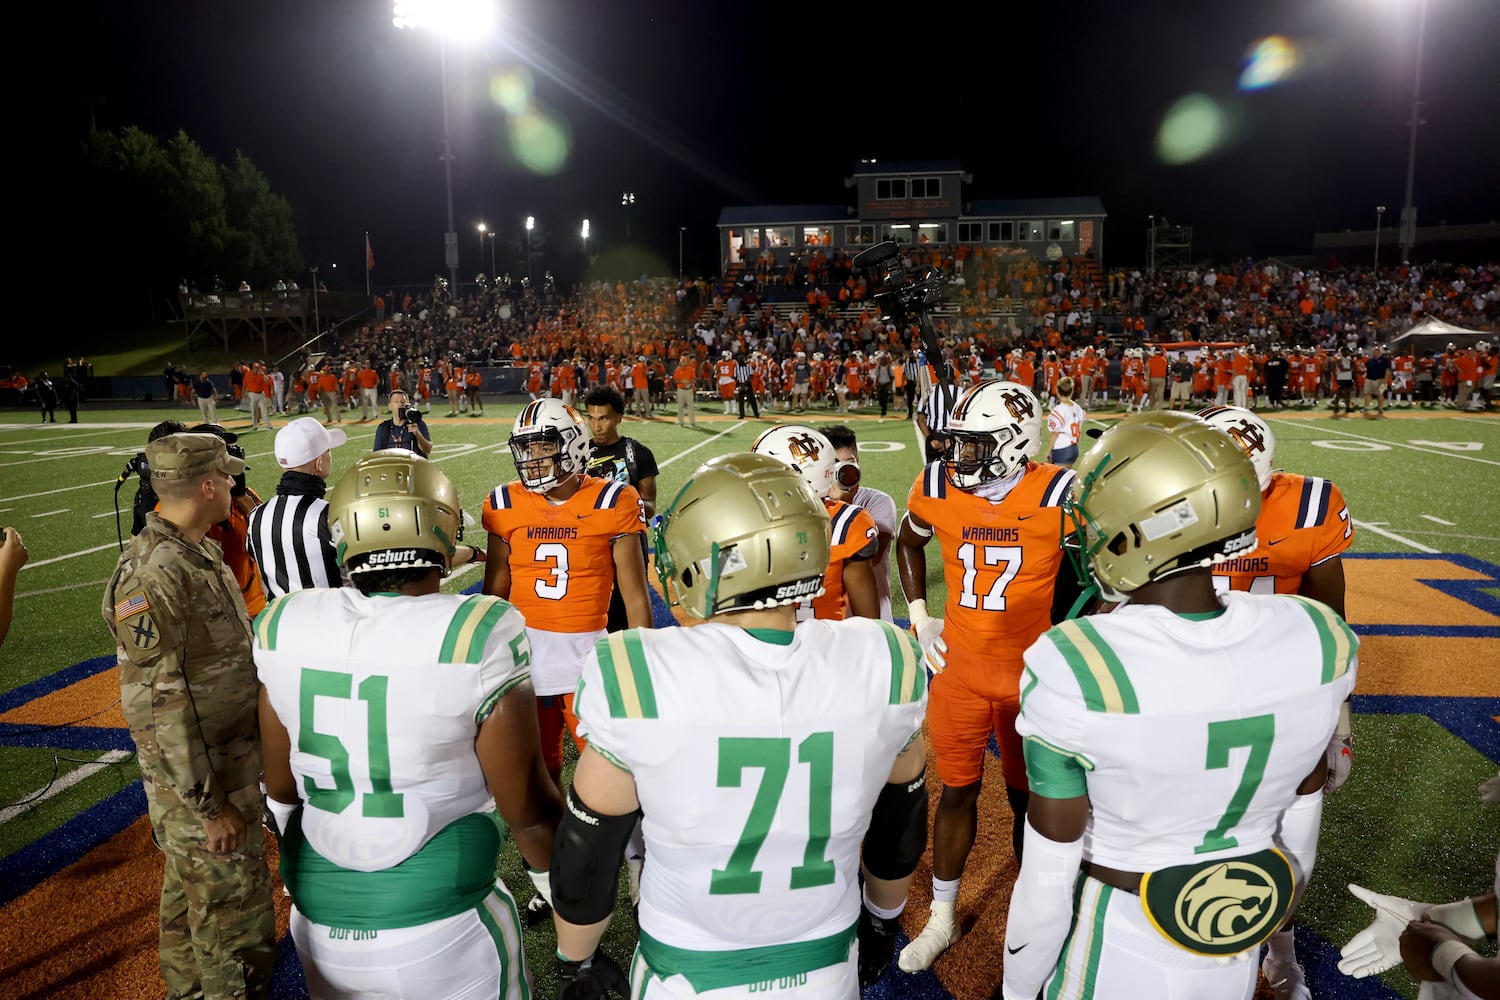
711;733;836;895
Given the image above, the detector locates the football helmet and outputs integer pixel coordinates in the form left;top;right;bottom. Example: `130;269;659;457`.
509;398;590;493
944;379;1042;490
751;424;838;498
1069;412;1260;594
1197;405;1276;492
653;452;830;619
328;449;462;577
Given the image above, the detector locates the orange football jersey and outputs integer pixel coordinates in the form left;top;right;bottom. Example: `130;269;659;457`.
1214;472;1352;596
481;475;646;633
808;498;879;620
906;461;1072;695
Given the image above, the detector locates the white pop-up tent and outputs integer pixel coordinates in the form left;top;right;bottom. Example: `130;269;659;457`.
1386;317;1493;353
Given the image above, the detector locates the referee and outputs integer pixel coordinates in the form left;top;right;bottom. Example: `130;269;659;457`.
735;354;760;419
915;360;960;463
247;417;348;598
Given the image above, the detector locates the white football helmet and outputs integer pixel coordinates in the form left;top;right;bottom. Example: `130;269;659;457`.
509;398;590;493
751;424;837;498
1197;404;1276;492
945;379;1043;490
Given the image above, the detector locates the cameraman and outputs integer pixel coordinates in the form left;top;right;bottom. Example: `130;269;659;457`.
372;389;432;456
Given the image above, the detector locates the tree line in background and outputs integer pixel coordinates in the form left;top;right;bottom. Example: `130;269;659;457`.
81;126;303;329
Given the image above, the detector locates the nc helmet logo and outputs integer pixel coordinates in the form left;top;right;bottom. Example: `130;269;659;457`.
785;434;823;466
999;388;1035;421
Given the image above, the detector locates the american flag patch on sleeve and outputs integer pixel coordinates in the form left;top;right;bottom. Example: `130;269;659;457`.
115;592;150;621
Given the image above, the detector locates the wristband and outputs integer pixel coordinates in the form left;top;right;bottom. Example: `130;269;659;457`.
1430;938;1474;987
907;598;930;624
1427;898;1486;940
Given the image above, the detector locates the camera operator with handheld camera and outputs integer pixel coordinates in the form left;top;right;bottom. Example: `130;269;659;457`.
372;389;432;456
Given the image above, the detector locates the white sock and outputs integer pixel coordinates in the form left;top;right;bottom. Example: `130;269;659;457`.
1266;926;1296;964
932;876;960;904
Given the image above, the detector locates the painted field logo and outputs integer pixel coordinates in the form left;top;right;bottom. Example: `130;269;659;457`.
1140;848;1295;956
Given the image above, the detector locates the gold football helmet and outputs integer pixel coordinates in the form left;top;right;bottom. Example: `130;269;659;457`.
328;449;462;576
1069;412;1260;594
653;452;830;619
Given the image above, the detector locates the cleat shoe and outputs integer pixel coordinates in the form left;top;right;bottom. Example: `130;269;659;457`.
523;893;552;926
897;903;960;972
1260;956;1311;1000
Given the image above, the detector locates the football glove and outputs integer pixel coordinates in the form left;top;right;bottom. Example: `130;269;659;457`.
1324;733;1353;793
906;599;948;673
558;950;630;1000
856;902;901;989
1338;883;1433;979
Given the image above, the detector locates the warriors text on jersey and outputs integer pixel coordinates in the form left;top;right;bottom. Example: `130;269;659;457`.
481;475;646;635
1214;473;1352;596
574;619;927;990
905;461;1073;696
255;590;530;928
1019;593;1357;872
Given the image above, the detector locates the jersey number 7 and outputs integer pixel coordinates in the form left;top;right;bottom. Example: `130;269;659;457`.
710;733;836;895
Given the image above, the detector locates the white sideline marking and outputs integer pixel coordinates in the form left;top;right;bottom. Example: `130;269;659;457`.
1420;515;1456;526
0;751;134;825
91;512;117;519
1270;418;1500;467
15;577;113;598
1353;519;1437;554
31;509;69;518
655;424;742;470
0;480;118;503
19;543;120;571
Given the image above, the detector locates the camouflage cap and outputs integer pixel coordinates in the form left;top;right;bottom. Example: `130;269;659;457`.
146;432;246;481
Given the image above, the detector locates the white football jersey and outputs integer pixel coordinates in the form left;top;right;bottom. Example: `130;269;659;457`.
255;589;531;872
1018;593;1357;871
575;618;927;954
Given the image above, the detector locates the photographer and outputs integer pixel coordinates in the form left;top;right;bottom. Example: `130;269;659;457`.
372;389;432;456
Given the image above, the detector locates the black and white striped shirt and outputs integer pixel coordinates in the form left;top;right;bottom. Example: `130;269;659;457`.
734;362;755;386
917;380;959;434
246;471;343;599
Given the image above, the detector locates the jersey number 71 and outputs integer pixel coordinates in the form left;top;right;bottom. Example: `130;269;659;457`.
710;733;836;895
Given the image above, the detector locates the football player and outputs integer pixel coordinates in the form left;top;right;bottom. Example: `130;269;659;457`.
1198;403;1356;997
752;424;880;621
549;453;929;998
256;450;563;999
1000;412;1357;1000
896;379;1080;971
482;398;653;919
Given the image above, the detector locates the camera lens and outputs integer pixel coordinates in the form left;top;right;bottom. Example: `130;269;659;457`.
833;461;860;489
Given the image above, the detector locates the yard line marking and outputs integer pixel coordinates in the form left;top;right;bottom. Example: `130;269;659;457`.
0;452;134;470
1270;418;1500;466
655;424;743;470
0;427;156;447
0;422;159;430
18;542;120;571
1420;515;1457;526
31;509;70;518
0;508;10;514
0;479;121;503
1393;530;1500;541
91;512;118;519
15;577;114;598
1353;519;1437;554
0;750;134;825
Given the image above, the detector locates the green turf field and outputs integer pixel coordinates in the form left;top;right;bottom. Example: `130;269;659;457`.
1;398;1497;998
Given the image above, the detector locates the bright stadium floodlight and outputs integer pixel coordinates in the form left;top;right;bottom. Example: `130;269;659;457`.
393;0;499;296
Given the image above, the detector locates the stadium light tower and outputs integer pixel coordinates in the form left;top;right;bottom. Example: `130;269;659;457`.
621;192;635;280
525;215;535;283
1373;0;1430;263
393;0;499;296
476;222;488;275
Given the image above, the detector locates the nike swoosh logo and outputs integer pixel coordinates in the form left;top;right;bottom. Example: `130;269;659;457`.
1007;943;1027;955
1017;515;1034;521
1267;538;1286;546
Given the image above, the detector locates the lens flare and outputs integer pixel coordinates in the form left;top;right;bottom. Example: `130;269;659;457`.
489;68;533;115
1239;35;1302;91
508;109;570;176
1155;94;1228;165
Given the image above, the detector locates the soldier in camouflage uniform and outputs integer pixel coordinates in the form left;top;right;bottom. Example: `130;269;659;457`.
102;432;276;1000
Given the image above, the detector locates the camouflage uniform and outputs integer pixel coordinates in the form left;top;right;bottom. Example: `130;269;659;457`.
102;434;275;1000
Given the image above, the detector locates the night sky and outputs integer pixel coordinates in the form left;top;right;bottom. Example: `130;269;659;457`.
73;0;1500;289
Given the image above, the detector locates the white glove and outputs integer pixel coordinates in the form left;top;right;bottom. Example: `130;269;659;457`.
1324;733;1354;793
906;599;948;673
1479;770;1500;803
1338;883;1432;979
526;865;552;907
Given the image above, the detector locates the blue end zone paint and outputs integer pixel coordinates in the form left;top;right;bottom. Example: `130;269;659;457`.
0;654;118;712
0;723;136;752
1344;551;1500;619
1354;694;1500;762
272;936;310;999
0;782;145;907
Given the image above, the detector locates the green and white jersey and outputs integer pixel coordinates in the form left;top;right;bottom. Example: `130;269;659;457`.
1018;592;1357;871
255;590;531;873
576;618;927;959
